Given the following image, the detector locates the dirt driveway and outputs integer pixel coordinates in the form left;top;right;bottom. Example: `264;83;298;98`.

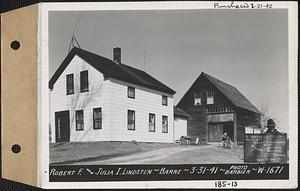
71;144;243;165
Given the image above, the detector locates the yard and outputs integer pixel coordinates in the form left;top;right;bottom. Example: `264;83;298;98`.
50;141;243;165
50;141;177;164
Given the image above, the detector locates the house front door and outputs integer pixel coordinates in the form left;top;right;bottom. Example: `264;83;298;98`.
55;110;70;142
208;123;223;142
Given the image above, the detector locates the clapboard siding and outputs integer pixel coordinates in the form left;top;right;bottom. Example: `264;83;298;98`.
106;78;174;143
50;55;175;143
50;55;111;143
174;117;187;141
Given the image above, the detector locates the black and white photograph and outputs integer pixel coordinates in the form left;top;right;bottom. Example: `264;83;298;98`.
38;1;297;189
49;7;289;165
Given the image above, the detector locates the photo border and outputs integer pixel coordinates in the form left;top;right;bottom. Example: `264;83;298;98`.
38;1;298;189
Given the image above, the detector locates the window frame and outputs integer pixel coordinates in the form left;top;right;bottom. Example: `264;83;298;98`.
206;90;214;104
162;115;168;133
149;113;156;132
93;108;102;130
66;73;74;95
75;110;84;131
80;70;89;92
127;86;135;99
162;95;168;106
194;92;201;106
127;110;135;130
207;96;214;105
194;97;201;106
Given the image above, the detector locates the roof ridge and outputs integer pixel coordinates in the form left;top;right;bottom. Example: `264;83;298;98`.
120;63;176;93
118;64;151;85
73;47;117;65
202;72;237;90
201;72;260;114
49;47;176;95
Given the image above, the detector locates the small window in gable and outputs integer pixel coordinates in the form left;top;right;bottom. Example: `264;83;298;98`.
194;98;201;106
128;86;135;99
207;90;214;104
80;70;89;92
66;74;74;95
194;92;201;106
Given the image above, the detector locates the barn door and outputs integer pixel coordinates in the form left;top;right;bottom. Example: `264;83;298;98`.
208;123;223;142
55;111;70;142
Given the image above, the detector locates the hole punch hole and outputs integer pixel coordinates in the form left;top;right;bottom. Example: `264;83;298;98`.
10;40;20;50
11;144;21;154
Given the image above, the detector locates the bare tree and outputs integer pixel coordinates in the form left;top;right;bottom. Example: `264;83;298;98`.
50;64;105;143
258;105;278;133
69;65;105;142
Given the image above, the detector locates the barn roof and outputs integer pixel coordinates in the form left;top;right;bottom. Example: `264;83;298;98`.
49;47;176;95
202;72;260;114
177;72;260;114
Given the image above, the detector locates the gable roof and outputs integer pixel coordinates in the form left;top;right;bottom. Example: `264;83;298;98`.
49;47;176;95
178;72;260;114
174;106;190;118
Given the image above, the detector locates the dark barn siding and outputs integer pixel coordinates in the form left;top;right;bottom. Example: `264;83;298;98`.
186;108;208;143
177;76;234;143
177;73;260;145
236;108;260;145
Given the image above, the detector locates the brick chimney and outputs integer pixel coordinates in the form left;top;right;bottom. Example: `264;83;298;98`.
113;47;121;63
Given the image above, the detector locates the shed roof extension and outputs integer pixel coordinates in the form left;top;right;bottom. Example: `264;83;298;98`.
174;106;190;118
49;47;176;95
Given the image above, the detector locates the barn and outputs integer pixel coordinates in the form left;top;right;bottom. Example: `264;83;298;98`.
49;47;176;143
176;72;261;145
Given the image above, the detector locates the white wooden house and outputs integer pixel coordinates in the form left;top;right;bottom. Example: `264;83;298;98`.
49;47;176;143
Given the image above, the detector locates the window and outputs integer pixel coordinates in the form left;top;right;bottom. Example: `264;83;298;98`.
194;97;201;106
76;110;84;131
207;97;214;104
162;95;168;106
66;74;74;95
93;108;102;129
127;110;135;130
194;92;201;106
149;113;155;132
80;70;89;92
207;90;214;104
128;86;135;99
162;115;168;133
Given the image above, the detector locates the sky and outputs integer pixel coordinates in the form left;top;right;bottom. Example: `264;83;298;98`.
49;9;289;133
